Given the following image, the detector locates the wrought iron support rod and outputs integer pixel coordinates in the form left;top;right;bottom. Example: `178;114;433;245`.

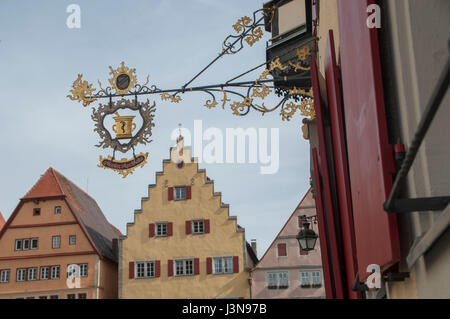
384;48;450;212
181;14;266;90
88;75;310;100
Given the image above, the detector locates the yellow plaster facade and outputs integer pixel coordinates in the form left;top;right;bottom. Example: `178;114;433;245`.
120;142;255;298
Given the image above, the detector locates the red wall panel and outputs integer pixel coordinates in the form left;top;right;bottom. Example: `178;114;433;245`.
337;0;400;280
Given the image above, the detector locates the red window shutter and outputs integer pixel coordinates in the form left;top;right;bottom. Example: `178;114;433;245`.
149;224;155;237
204;219;210;233
167;222;173;236
206;257;212;274
168;187;174;201
185;220;191;235
155;260;160;278
129;262;134;279
233;256;239;273
168;260;173;277
300;247;308;255
186;186;191;199
194;258;200;275
277;243;287;257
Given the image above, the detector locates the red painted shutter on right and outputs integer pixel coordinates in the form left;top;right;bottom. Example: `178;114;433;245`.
186;186;191;199
155;260;160;278
204;219;210;233
149;223;154;237
129;261;134;279
168;260;173;277
167;222;173;236
194;258;200;275
185;220;191;235
168;187;174;201
233;256;239;273
206;257;212;274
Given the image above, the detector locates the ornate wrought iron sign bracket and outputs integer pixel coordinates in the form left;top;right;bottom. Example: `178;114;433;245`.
67;6;315;177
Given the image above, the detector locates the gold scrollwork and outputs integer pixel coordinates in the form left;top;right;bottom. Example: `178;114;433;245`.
245;27;263;47
205;99;218;109
233;16;251;33
108;61;137;95
280;99;315;121
230;97;253;116
161;92;182;103
289;87;313;98
67;74;97;107
251;83;271;99
221;90;230;109
297;46;311;62
269;57;288;71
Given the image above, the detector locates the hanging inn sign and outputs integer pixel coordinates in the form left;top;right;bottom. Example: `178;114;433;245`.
67;3;315;177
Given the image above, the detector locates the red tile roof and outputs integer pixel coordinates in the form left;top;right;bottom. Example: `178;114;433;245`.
22;168;64;199
12;168;119;262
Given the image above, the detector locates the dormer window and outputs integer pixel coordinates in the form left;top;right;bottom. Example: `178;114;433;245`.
55;206;61;214
33;208;40;216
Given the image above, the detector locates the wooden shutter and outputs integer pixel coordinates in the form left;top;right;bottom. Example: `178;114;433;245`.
185;220;191;235
300;247;308;255
149;224;155;237
204;219;210;233
206;257;212;274
233;256;239;273
155;260;160;278
194;258;200;275
277;243;287;257
129;262;134;279
186;186;191;199
167;222;173;236
168;260;173;277
168;187;174;201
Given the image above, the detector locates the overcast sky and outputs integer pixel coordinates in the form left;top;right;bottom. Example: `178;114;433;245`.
0;0;310;258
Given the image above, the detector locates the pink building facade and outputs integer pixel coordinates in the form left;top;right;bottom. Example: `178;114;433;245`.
251;189;325;299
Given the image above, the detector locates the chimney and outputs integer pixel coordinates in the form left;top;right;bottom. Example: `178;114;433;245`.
250;239;257;257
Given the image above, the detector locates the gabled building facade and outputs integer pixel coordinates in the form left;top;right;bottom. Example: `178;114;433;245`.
251;189;325;298
119;138;258;299
0;168;120;299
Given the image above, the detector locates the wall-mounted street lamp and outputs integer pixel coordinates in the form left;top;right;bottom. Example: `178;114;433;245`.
296;216;318;251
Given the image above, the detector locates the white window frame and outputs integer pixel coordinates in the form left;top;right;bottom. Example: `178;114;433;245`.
174;258;194;277
155;223;168;237
15;239;22;251
192;220;205;234
311;270;322;287
0;270;10;283
80;264;88;277
69;235;76;245
23;239;30;250
50;266;60;279
174;186;186;200
27;268;37;281
64;291;88;299
266;271;289;290
40;267;49;280
135;260;155;279
300;271;312;287
31;238;39;250
276;242;288;257
212;256;233;275
16;269;26;282
52;236;61;249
